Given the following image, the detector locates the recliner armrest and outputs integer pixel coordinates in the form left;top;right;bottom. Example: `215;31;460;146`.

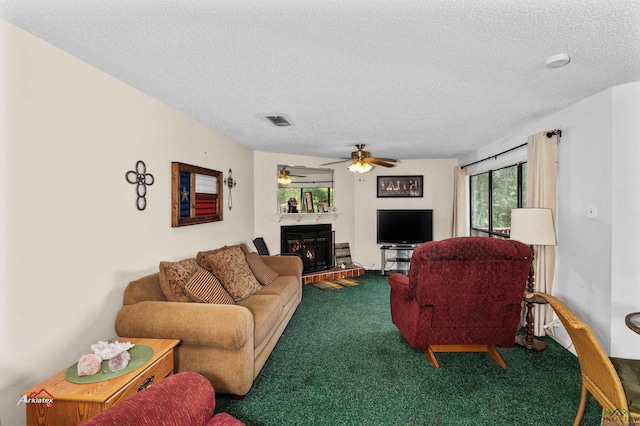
388;273;413;300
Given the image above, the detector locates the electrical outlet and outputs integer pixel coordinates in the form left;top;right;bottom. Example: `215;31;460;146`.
544;319;561;330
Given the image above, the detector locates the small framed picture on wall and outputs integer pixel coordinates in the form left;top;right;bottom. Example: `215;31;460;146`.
377;176;423;198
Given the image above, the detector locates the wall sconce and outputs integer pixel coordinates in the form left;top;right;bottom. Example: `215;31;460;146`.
223;169;237;210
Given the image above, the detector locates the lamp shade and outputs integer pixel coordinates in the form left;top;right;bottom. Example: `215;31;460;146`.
510;208;557;246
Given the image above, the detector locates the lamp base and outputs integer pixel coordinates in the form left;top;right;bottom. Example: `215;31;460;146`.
514;334;547;352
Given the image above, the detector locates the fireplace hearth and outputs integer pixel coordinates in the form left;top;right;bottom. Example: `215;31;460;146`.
280;224;333;274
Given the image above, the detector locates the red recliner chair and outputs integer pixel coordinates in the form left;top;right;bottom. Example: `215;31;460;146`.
389;237;532;368
80;372;244;426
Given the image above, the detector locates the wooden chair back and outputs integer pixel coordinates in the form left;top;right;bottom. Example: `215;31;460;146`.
536;293;632;425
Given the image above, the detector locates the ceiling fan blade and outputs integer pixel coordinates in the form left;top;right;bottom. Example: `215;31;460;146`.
371;157;397;163
320;159;352;166
367;158;397;167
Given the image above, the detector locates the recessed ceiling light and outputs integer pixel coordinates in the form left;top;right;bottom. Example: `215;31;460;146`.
545;53;571;69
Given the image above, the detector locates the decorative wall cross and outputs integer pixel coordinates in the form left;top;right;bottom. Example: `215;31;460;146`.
125;161;154;210
223;169;237;210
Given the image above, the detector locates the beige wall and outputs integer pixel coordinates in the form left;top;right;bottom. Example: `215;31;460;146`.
253;153;457;269
353;159;458;269
0;20;255;425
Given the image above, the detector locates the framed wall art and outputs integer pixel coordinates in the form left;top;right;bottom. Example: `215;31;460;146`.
377;175;423;198
171;162;223;227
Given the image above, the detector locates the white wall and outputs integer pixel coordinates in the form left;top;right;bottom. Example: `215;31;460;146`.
611;82;640;357
458;81;640;358
353;159;458;269
252;151;356;258
0;20;255;425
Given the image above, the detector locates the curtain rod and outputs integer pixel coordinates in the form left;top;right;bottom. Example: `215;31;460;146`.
460;129;561;169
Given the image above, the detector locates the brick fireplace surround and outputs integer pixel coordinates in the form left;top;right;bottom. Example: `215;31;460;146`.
302;266;365;285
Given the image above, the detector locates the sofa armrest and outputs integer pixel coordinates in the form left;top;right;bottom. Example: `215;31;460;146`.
261;255;303;282
115;301;253;349
388;273;413;301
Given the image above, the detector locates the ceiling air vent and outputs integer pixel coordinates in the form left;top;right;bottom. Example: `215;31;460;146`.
264;115;291;127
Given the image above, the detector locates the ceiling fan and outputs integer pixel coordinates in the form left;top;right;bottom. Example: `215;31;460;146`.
277;166;306;185
321;144;397;173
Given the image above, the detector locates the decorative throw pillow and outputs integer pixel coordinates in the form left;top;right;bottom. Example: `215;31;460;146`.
159;258;200;302
185;267;235;305
245;252;279;286
196;247;229;273
204;246;262;301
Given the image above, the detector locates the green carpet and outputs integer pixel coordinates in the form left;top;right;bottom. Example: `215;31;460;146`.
215;271;601;425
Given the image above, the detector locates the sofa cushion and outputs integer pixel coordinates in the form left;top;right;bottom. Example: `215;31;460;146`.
245;252;279;286
185;267;236;305
203;246;262;301
159;258;200;302
236;295;283;348
254;276;299;307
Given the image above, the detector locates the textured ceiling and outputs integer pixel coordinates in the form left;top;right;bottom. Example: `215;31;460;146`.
2;0;640;160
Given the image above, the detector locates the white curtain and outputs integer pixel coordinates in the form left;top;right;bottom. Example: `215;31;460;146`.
526;131;558;336
451;165;467;237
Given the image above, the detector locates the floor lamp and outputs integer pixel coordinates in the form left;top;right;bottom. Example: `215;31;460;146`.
510;208;557;352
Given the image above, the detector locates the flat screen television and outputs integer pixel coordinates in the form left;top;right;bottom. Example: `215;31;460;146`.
376;209;433;246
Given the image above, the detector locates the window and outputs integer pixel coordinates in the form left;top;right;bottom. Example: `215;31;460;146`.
277;165;334;213
278;187;333;212
470;162;527;238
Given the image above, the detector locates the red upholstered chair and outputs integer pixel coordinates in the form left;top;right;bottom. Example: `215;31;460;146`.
389;237;532;368
80;372;244;426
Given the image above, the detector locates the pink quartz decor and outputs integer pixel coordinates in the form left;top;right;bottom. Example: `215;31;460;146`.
77;354;102;376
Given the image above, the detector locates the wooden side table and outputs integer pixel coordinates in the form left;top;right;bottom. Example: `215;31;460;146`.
23;338;179;426
625;312;640;335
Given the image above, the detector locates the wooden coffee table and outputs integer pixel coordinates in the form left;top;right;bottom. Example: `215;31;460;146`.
23;337;179;426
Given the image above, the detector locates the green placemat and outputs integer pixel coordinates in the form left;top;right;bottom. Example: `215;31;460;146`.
65;344;154;384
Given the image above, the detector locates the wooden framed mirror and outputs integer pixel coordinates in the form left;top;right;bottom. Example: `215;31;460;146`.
171;162;222;227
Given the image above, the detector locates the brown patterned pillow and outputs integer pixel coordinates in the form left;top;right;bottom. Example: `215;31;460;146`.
196;247;229;273
159;258;200;302
204;246;261;301
196;245;250;271
245;252;279;286
185;267;235;304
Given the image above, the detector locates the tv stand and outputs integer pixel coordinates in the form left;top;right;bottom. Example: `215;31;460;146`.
380;245;416;275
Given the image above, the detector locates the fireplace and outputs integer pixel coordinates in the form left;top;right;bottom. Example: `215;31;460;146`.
280;224;333;274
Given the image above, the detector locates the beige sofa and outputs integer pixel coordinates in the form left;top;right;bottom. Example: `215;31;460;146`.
115;254;303;397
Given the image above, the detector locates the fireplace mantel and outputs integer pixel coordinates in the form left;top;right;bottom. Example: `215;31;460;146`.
276;212;338;222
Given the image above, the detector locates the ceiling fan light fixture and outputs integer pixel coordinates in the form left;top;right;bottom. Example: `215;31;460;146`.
277;170;292;184
278;175;291;184
348;161;373;173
